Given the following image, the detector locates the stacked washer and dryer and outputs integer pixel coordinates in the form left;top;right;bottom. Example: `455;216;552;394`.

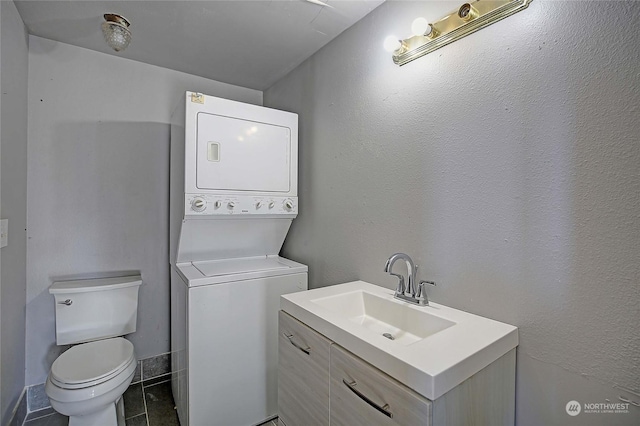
169;92;308;426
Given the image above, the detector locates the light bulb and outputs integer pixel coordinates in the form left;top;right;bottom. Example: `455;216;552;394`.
383;35;401;53
411;17;432;37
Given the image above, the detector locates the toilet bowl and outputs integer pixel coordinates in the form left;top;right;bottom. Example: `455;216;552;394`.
45;338;137;426
45;275;143;426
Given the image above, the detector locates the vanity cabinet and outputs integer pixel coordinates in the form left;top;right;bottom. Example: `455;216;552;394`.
330;344;432;426
278;311;331;426
278;310;516;426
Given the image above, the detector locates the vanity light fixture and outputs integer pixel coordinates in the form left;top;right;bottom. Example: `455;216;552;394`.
101;14;132;52
387;0;532;66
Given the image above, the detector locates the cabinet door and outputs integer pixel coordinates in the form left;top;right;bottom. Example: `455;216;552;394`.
330;345;432;426
278;311;331;426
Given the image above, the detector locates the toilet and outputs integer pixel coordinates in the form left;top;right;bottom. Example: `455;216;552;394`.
45;275;142;426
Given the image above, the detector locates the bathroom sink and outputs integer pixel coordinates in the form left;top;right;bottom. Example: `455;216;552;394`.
281;281;518;400
310;290;455;346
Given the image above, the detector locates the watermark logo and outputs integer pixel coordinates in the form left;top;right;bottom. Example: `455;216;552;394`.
566;400;581;416
565;400;630;416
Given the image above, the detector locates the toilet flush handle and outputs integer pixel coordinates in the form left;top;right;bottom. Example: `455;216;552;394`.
58;299;72;306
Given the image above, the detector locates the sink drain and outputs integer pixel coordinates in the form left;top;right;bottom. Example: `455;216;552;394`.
382;333;395;340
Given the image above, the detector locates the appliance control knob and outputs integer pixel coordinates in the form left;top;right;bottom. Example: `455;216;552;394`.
214;200;222;209
256;201;263;209
284;199;294;211
191;198;206;212
227;201;236;210
268;201;275;209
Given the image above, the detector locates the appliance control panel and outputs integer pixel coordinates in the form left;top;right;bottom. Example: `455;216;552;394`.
185;194;298;216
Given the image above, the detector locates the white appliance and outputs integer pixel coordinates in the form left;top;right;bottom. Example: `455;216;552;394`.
170;92;308;426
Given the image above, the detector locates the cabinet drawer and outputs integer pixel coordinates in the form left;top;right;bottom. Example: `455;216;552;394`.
278;311;331;426
330;345;432;426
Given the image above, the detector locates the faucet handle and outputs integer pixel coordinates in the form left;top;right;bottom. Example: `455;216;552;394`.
419;280;436;287
417;280;436;293
416;280;436;305
389;272;405;294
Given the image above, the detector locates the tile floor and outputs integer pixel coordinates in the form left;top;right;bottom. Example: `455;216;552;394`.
22;378;178;426
23;377;279;426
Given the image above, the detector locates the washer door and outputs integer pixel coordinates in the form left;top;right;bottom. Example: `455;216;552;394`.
50;338;135;389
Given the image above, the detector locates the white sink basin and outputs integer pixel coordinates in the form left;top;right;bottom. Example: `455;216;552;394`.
311;290;455;346
281;281;518;400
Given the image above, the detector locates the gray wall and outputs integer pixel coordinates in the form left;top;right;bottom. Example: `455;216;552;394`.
265;1;640;425
26;36;262;386
0;0;29;422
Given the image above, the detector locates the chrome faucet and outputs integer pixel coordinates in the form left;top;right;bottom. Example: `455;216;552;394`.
384;253;436;306
384;253;416;297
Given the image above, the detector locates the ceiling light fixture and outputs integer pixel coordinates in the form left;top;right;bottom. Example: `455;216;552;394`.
387;0;532;66
101;14;131;52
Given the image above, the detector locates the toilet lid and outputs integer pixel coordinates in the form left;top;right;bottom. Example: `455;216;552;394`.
51;338;135;388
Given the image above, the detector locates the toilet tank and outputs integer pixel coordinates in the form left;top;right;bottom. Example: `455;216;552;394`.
49;275;142;345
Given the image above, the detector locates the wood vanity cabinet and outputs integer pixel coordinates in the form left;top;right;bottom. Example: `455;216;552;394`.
278;311;515;426
278;311;331;426
330;344;432;426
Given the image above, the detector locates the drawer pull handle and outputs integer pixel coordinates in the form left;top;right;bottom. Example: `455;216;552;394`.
342;379;393;419
284;333;310;355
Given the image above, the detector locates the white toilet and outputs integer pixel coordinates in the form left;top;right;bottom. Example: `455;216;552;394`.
45;275;142;426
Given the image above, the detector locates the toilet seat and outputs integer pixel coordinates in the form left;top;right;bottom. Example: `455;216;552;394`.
50;337;135;390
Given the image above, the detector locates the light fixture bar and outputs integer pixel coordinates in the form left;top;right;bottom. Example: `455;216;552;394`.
393;0;533;66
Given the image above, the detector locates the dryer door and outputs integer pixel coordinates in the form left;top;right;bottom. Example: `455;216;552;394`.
196;112;291;192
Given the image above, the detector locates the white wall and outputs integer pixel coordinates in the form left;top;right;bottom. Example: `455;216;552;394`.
265;1;640;425
26;36;262;386
1;0;3;416
0;0;29;422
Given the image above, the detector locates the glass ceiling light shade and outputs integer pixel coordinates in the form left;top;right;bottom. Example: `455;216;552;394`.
101;14;131;52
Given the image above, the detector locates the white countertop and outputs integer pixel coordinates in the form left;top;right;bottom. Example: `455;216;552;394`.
281;280;518;400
